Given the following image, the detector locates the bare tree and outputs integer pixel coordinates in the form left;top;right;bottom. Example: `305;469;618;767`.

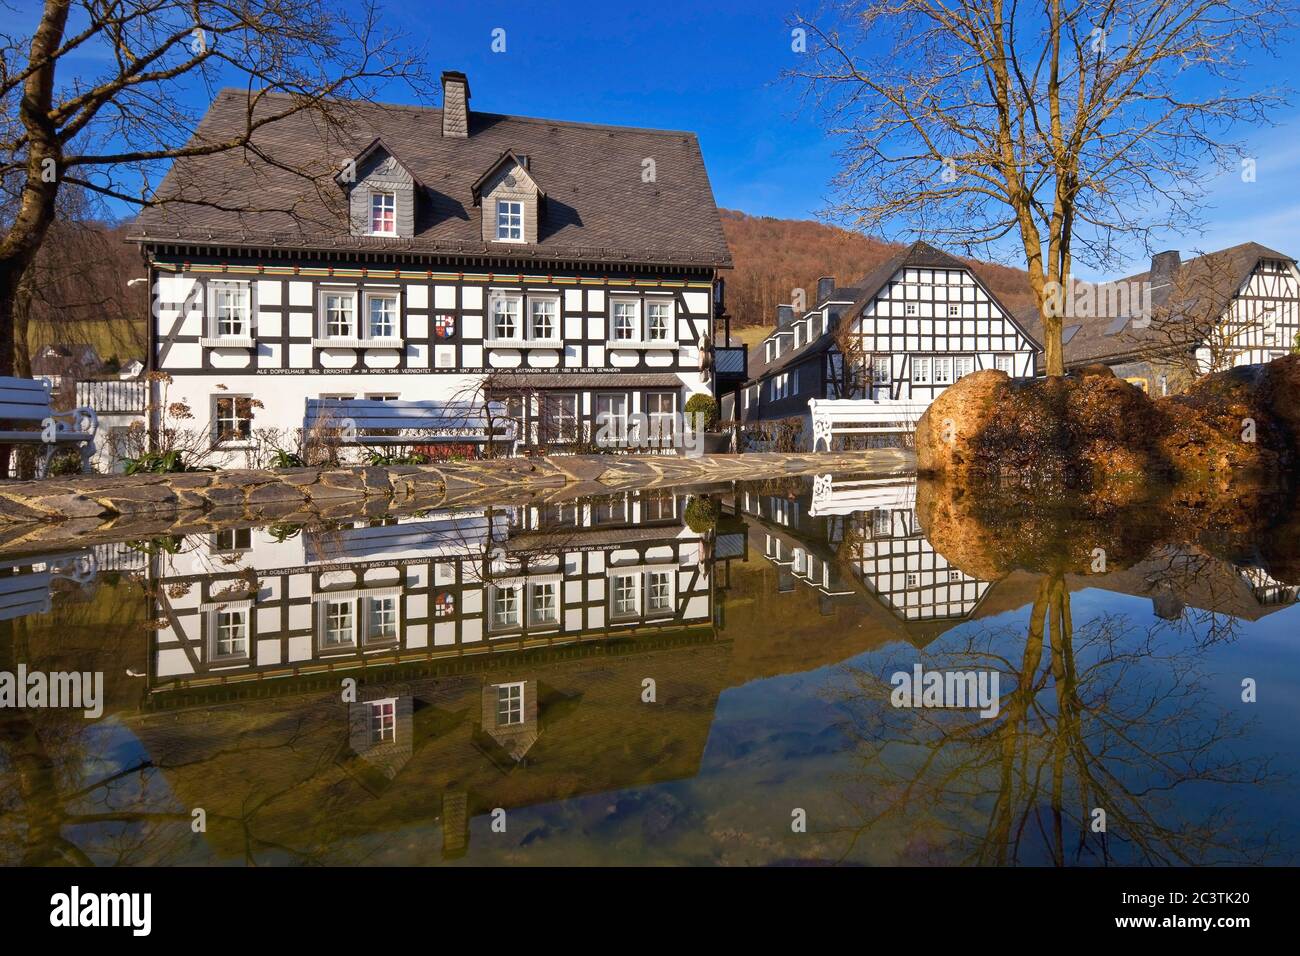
1;0;426;466
790;0;1295;375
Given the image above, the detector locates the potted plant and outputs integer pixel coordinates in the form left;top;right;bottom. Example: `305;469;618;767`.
684;393;730;454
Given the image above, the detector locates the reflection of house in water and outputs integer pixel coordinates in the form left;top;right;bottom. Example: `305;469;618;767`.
736;476;992;646
1077;547;1300;623
121;490;744;860
147;489;716;692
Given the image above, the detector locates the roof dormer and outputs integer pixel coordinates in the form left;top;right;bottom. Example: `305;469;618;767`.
472;150;546;244
336;138;423;239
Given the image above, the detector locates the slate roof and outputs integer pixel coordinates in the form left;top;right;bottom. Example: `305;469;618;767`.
1017;242;1294;367
745;240;1036;383
130;88;731;269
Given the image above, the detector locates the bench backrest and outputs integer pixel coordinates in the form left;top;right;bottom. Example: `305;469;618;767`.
0;377;54;422
304;399;515;435
809;399;929;423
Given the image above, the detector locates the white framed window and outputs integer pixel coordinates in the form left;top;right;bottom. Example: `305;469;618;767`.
994;354;1013;374
320;289;357;339
366;596;398;642
646;392;675;445
905;303;917;316
646;299;673;342
906;573;918;587
595;393;629;444
324;599;356;647
365;292;400;340
611;299;639;342
948;304;960;317
489;586;521;629
213;394;254;446
912;356;931;384
611;573;640;619
213;608;248;659
369;699;396;743
370;191;396;235
646;570;672;614
954;355;975;379
489;293;522;341
543;392;579;443
530;582;558;626
933;356;954;385
208;280;252;339
529;295;559;341
496;683;524;726
496;200;523;241
212;528;251;552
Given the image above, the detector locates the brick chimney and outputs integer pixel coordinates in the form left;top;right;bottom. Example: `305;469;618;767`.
441;71;470;138
1150;250;1180;285
817;276;835;302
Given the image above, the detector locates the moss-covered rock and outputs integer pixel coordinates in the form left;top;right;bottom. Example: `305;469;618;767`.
916;356;1297;493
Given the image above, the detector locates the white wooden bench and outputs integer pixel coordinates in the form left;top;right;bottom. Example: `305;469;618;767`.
303;399;516;453
0;377;98;476
808;399;929;451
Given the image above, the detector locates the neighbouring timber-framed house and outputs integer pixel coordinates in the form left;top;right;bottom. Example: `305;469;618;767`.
1019;243;1300;395
129;72;733;465
730;241;1041;442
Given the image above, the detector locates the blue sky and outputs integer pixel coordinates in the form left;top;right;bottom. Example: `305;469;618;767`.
25;0;1300;278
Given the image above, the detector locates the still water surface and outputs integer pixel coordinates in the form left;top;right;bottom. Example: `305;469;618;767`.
1;475;1295;865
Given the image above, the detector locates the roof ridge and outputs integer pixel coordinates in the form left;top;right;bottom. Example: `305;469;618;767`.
215;87;702;138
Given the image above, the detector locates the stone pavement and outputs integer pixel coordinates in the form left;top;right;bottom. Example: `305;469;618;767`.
0;450;914;556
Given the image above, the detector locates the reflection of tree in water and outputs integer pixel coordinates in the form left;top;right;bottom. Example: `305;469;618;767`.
831;574;1279;866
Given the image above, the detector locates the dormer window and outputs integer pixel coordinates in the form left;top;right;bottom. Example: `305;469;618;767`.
496;200;523;241
370;191;396;236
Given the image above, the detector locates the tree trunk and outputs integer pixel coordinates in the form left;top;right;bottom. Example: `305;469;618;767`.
1041;313;1064;376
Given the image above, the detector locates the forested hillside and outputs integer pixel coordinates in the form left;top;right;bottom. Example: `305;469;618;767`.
720;209;1035;330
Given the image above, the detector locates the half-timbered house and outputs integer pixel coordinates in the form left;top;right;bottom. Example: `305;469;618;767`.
1019;243;1300;394
128;72;732;467
731;241;1040;446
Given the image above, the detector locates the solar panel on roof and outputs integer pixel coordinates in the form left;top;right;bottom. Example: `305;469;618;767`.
1103;315;1130;335
1062;324;1081;344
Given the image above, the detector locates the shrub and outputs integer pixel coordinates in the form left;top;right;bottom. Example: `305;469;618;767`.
685;393;719;430
364;449;429;466
270;448;306;469
684;495;719;533
47;451;85;476
122;450;199;475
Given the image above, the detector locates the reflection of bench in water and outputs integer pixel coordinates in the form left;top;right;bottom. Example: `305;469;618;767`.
0;552;97;621
304;512;499;563
810;474;917;516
